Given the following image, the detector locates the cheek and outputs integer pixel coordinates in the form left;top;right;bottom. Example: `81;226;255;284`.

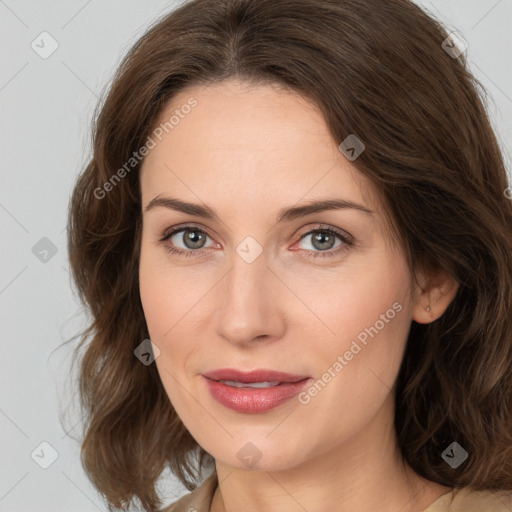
139;247;186;381
139;243;207;377
139;261;169;340
297;252;412;425
309;248;411;350
139;240;189;339
139;250;194;410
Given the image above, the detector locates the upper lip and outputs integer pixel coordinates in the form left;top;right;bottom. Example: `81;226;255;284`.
202;368;310;383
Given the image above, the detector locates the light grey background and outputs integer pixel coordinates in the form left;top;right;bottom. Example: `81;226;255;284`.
1;1;511;511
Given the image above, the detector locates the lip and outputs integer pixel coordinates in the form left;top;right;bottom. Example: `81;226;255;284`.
202;369;312;414
202;368;310;383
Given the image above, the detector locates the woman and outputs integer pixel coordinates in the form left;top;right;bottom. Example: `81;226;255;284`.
67;0;512;511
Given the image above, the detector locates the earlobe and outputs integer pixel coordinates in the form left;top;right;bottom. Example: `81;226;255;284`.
414;302;435;325
412;268;459;324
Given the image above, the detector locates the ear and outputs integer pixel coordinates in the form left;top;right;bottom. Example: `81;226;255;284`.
412;264;459;324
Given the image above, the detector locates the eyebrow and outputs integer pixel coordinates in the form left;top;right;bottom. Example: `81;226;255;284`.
144;195;374;223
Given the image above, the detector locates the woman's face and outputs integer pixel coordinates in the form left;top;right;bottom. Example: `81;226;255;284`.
139;79;427;471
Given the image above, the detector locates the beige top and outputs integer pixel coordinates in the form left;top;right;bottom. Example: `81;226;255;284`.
162;471;512;512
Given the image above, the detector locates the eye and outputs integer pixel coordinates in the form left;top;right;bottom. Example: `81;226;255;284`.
159;225;217;257
158;223;353;259
294;226;353;259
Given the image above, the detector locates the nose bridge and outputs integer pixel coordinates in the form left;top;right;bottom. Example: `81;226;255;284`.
215;237;283;345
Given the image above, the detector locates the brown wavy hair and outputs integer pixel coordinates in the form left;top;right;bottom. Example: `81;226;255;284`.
65;0;512;510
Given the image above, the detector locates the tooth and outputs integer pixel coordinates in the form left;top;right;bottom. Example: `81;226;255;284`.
219;380;281;388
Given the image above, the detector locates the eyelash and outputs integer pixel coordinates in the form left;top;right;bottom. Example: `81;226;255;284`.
158;224;353;260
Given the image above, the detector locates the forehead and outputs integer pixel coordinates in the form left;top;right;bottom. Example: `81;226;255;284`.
149;79;334;159
140;79;380;217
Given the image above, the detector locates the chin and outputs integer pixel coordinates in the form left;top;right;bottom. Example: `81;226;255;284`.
210;438;307;472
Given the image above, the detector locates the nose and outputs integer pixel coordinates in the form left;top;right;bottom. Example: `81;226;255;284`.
214;245;286;348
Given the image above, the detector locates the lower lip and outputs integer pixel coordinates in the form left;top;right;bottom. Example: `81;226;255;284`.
203;377;312;413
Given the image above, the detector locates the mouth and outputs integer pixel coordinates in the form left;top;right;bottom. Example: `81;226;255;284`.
201;369;312;413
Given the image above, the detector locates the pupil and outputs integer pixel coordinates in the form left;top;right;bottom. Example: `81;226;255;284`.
313;231;334;250
185;230;204;249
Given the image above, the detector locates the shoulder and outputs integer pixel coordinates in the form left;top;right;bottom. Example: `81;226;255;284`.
425;487;512;512
160;471;218;512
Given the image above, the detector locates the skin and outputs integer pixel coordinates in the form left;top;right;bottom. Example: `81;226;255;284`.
138;79;459;512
